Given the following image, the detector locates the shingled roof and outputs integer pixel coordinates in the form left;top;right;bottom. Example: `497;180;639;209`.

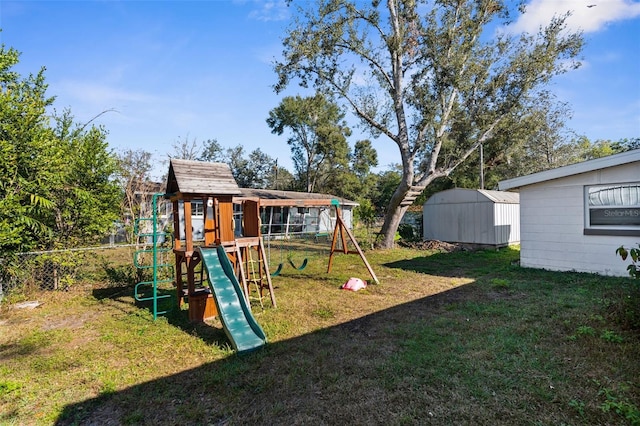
165;159;241;196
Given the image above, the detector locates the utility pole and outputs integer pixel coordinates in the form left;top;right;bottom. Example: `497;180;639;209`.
274;158;279;190
479;143;485;190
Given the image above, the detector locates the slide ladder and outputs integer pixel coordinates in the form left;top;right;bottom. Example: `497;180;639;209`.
198;245;267;354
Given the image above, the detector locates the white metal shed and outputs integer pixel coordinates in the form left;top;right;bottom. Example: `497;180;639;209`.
423;188;520;247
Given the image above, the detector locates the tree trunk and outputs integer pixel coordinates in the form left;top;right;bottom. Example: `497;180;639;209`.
379;202;409;249
378;170;413;248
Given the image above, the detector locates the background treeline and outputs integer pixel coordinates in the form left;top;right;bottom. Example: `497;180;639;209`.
1;39;638;259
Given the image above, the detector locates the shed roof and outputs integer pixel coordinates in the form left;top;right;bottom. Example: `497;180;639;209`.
165;159;241;196
498;149;640;191
479;189;520;204
424;188;519;205
236;188;358;207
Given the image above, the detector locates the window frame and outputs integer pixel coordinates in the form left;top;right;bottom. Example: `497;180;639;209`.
192;201;204;217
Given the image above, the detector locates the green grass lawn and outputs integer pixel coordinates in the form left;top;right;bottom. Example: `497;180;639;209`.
1;245;638;425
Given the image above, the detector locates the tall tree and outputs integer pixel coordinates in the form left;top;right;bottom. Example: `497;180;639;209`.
352;139;379;199
372;165;402;213
612;137;640;152
171;134;201;161
116;148;156;241
174;137;278;189
448;91;580;189
275;0;583;247
245;148;278;189
45;110;121;248
198;138;225;162
0;43;56;253
0;43;122;254
267;93;351;192
211;144;278;189
323;139;380;201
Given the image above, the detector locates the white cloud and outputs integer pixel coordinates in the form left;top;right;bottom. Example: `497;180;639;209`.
247;0;290;22
55;80;157;107
511;0;640;34
233;0;289;21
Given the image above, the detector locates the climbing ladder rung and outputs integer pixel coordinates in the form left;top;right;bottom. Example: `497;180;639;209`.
134;280;174;302
134;249;173;268
134;248;173;255
134;263;174;270
136;232;172;239
135;293;172;303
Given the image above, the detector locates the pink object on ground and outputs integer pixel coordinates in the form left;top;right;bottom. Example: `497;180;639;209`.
341;277;367;291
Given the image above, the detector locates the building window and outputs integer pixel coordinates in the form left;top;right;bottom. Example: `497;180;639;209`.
192;201;204;217
233;203;243;237
584;183;640;236
261;206;289;236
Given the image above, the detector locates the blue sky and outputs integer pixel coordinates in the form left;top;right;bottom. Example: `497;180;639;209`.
1;0;639;180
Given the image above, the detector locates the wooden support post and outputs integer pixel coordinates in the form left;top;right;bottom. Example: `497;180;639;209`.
235;244;250;304
175;252;184;307
258;237;277;308
172;200;181;250
184;200;193;253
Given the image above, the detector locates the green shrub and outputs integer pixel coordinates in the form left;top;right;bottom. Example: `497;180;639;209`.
616;244;640;279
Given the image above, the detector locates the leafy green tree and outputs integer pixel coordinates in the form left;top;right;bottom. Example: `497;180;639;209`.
352;140;378;178
198;138;225;162
322;139;380;202
447;91;579;189
115;148;156;242
612;137;640;152
247;148;278;189
267;93;351;192
352;139;379;199
44;110;121;248
317;156;357;198
1;42;122;256
275;0;584;248
577;137;618;161
225;146;277;189
0;43;57;254
372;166;402;213
273;162;296;190
175;136;278;189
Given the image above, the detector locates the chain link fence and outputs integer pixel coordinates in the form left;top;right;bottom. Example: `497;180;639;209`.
0;245;147;300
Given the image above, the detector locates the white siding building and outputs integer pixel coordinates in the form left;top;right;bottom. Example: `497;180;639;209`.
423;188;520;247
499;149;640;277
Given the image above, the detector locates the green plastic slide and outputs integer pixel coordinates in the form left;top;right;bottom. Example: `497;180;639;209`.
197;246;267;354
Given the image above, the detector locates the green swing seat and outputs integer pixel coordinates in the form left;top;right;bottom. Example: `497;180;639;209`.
270;262;284;277
288;257;308;271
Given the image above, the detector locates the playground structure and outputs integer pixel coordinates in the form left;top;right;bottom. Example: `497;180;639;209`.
136;159;378;352
165;159;276;324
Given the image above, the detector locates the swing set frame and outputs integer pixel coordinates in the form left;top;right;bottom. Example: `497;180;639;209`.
235;191;379;284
